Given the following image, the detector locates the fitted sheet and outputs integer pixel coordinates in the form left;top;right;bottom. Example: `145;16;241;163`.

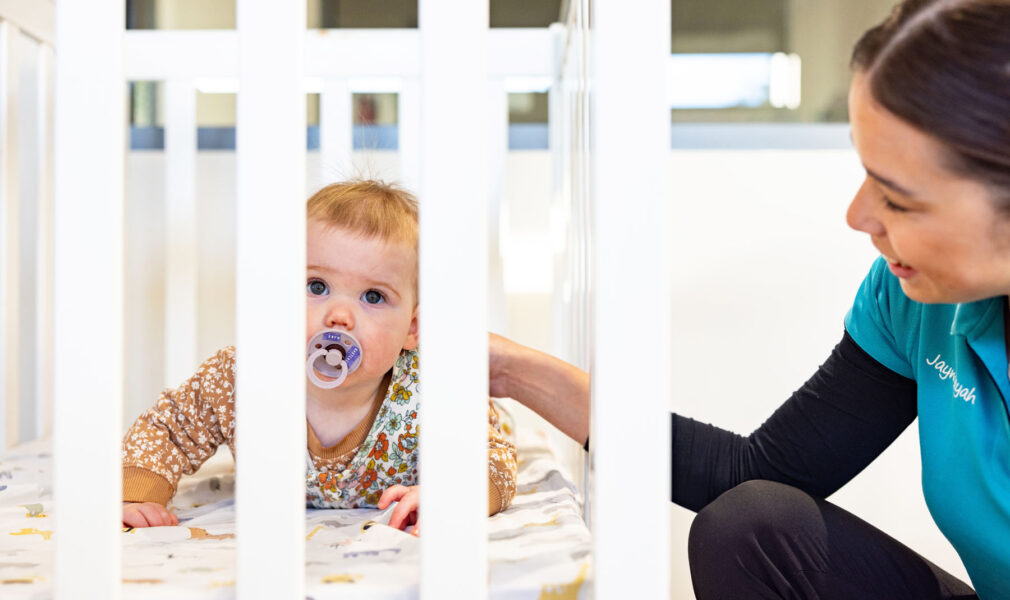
0;429;591;599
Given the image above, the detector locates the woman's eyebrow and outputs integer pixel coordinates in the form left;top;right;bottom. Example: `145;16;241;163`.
865;168;918;198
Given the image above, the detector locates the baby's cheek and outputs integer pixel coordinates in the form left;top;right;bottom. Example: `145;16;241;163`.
374;340;405;369
305;310;321;337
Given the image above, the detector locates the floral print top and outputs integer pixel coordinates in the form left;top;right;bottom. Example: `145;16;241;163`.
122;347;517;515
305;351;420;508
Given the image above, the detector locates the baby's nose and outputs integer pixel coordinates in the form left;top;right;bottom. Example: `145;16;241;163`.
325;304;355;330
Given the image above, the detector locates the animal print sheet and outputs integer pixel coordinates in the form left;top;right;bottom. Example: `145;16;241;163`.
0;430;591;599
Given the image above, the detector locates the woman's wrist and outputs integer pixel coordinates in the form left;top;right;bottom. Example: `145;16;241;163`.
489;332;531;400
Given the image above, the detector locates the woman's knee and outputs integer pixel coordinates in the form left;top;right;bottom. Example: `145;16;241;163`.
690;480;812;547
688;480;826;595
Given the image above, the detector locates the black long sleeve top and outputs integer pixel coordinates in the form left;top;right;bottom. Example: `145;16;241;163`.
670;330;918;511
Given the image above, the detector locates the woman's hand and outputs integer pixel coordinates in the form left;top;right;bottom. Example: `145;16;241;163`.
122;501;178;528
378;485;420;536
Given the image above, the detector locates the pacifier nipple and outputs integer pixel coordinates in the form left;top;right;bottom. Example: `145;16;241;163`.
306;329;362;389
325;348;344;367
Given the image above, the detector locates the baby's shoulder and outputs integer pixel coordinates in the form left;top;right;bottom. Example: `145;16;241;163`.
391;350;420;388
191;346;238;382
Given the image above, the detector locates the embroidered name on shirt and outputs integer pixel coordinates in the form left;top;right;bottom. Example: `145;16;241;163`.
925;353;976;404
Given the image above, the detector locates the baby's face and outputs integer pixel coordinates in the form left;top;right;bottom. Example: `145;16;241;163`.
306;220;418;391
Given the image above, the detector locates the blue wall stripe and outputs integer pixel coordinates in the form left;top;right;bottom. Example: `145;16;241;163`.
197;127;236;150
129;124;554;151
508;123;550;150
130;126;164;150
670;123;851;150
130;123;851;152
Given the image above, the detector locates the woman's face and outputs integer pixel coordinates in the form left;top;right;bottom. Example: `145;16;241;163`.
846;73;1010;304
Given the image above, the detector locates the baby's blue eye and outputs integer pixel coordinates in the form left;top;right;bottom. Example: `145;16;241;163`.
362;290;385;305
307;279;328;296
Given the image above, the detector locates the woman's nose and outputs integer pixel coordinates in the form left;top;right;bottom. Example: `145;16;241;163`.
846;178;886;237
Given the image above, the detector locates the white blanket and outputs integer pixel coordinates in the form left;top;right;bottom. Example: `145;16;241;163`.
0;431;591;599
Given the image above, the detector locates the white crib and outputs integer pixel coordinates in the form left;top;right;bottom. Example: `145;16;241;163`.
0;0;673;597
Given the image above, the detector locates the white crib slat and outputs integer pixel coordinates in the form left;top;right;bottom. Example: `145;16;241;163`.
52;1;124;597
486;79;507;333
397;78;420;191
417;1;489;598
234;2;306;598
163;80;198;386
0;19;21;451
547;22;568;364
33;40;53;440
591;0;672;597
319;79;352;181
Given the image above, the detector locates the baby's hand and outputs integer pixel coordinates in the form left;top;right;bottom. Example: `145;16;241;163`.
122;502;179;528
377;485;420;536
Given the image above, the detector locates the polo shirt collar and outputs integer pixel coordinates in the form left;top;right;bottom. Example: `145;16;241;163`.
951;296;1009;403
950;296;1003;339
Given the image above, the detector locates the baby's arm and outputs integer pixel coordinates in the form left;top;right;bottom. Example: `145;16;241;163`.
487;400;518;516
122;347;237;525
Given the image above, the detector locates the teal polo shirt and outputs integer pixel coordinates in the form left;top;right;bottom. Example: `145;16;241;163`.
845;257;1010;599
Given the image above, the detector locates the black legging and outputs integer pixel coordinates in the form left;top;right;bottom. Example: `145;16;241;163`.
688;480;976;599
672;332;976;598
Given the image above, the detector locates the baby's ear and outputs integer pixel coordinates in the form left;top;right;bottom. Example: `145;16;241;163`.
403;305;419;351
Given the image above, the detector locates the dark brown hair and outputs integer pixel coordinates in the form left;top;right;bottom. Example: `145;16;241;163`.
851;0;1010;210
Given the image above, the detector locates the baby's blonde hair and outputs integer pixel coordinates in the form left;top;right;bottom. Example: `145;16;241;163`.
306;179;419;250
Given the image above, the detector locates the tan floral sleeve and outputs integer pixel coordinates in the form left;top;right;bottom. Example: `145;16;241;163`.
487;400;518;516
122;347;237;505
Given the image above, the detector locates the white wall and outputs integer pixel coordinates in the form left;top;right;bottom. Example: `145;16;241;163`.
498;148;969;595
118;146;968;597
663;149;969;595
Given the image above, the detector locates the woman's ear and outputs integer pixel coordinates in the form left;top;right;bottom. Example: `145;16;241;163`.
403;305;419;351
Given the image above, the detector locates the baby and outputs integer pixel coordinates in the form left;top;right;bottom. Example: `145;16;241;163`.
121;179;517;533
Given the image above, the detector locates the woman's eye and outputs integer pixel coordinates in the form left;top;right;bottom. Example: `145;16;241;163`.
362;290;385;305
307;279;328;296
882;195;909;213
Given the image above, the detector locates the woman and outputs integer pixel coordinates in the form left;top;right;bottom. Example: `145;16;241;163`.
489;1;1010;598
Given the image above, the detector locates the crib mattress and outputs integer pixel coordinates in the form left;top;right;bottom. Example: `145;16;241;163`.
0;431;591;599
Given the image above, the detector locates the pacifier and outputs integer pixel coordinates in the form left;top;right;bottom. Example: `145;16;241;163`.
306;329;363;389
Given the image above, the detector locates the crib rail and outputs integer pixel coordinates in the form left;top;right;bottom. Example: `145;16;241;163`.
233;2;307;597
548;0;594;534
0;0;54;452
551;0;674;595
51;1;124;597
417;3;490;596
0;17;20;451
590;0;673;596
4;0;675;597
